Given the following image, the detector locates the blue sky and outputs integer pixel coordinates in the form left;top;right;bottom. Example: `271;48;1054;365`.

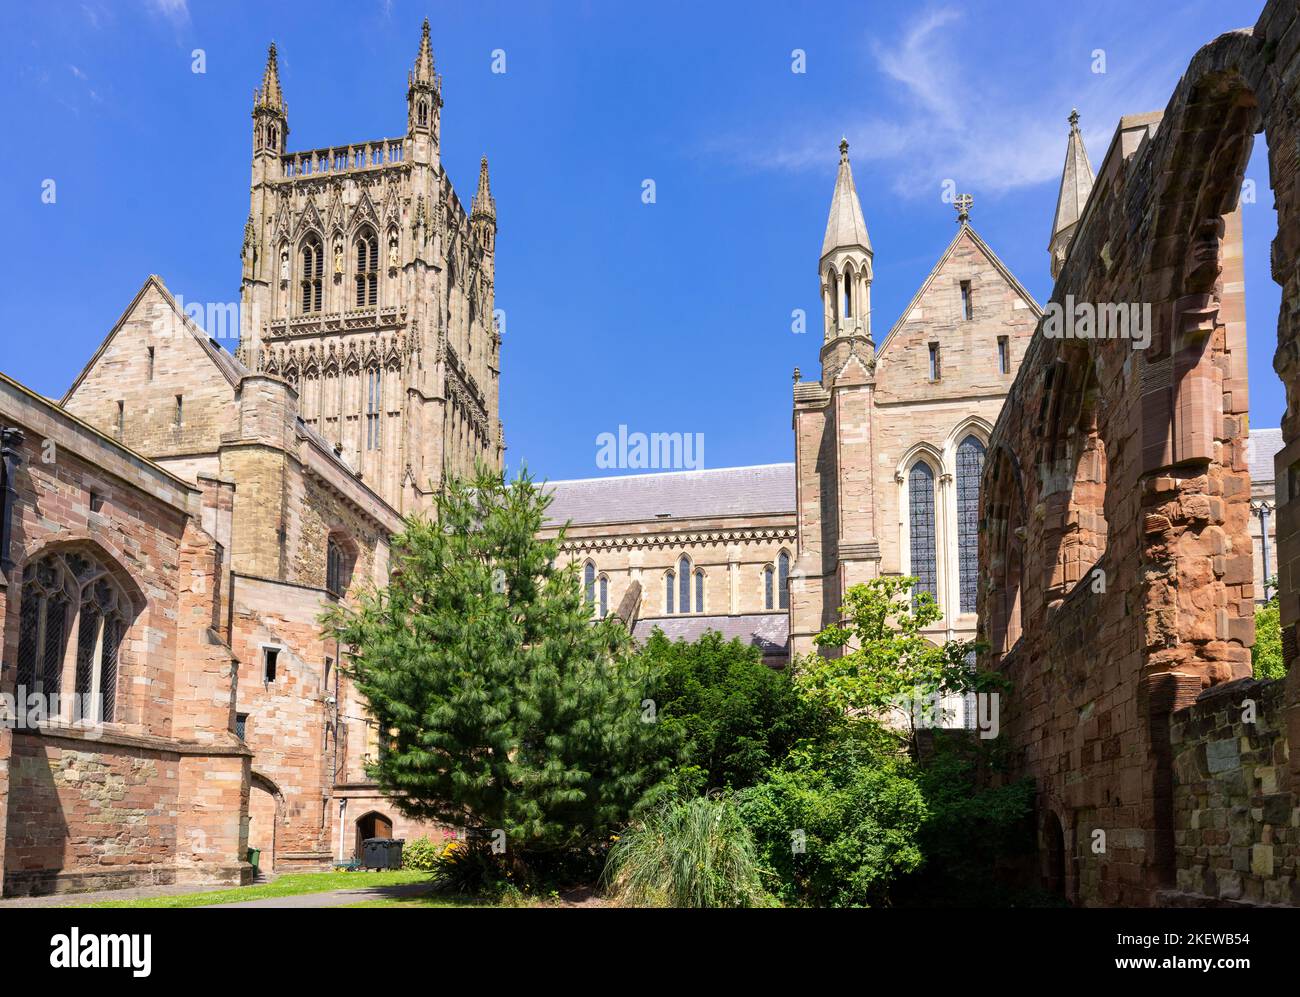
0;0;1279;481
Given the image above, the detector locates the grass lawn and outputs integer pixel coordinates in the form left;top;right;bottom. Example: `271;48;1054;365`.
339;892;498;908
76;870;433;908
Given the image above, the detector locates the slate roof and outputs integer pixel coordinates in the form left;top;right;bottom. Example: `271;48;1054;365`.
632;613;789;658
1247;428;1283;486
543;463;795;527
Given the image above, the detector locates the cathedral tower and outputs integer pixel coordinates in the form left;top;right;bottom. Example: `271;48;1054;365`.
238;20;503;514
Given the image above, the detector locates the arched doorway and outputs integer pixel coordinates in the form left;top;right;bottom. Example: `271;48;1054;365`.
248;774;283;875
354;810;393;860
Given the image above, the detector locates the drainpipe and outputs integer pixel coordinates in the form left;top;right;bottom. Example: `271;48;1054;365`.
0;427;24;574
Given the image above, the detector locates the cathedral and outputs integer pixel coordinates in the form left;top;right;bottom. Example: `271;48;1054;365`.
0;10;1290;903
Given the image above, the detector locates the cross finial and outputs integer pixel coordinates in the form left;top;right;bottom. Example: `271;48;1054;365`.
1069;108;1080;130
955;193;973;223
839;137;849;162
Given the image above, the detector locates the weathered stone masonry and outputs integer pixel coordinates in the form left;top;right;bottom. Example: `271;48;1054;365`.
979;0;1300;907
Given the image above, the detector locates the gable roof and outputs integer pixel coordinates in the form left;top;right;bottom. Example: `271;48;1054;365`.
62;275;248;405
875;223;1042;362
543;463;795;527
632;613;789;658
1246;428;1283;486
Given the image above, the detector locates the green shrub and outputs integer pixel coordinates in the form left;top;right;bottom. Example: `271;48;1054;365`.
401;835;441;872
739;727;926;907
640;629;835;792
602;795;776;908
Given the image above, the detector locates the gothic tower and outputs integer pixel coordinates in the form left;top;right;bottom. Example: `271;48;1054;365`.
238;20;504;515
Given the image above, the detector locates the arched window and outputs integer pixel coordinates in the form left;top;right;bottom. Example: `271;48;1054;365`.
694;569;704;613
955;435;986;613
599;575;609;618
908;462;938;605
417;100;428;126
678;556;691;613
665;570;675;614
843;267;853;318
326;534;355;597
763;564;775;610
584;561;596;608
300;236;323;313
365;366;382;451
354;228;378;307
16;551;130;724
777;550;790;610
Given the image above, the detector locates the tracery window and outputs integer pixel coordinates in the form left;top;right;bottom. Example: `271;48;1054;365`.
956;435;986;613
300;236;323;313
908;462;938;605
365;366;382;451
354;228;378;307
16;551;129;724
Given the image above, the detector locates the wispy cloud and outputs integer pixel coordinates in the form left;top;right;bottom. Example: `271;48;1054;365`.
707;5;1197;199
146;0;190;27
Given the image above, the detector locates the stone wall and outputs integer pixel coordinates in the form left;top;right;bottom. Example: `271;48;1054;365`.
0;371;249;896
1170;677;1298;905
978;2;1300;907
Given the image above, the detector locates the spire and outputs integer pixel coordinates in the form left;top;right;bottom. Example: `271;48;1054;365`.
412;17;436;84
254;42;285;115
1049;109;1095;255
471;156;496;223
821;138;872;261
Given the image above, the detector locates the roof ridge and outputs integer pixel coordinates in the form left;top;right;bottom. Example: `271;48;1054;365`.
543;462;795;487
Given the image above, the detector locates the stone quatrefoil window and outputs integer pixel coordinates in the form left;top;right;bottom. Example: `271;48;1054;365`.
16;551;130;724
908;462;938;605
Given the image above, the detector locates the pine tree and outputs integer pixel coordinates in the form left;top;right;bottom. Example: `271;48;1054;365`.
325;464;674;861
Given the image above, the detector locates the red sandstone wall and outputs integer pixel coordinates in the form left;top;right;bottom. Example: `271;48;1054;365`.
976;16;1300;905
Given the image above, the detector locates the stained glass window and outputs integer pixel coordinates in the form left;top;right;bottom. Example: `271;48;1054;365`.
679;556;691;613
764;565;774;610
956;435;986;613
694;570;704;612
599;576;608;618
584;561;596;607
777;551;790;610
666;571;674;614
908;462;937;605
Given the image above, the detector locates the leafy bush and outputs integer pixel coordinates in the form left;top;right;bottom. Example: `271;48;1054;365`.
400;835;441;872
1254;590;1285;680
640;629;835;792
739;727;926;908
602;795;776;908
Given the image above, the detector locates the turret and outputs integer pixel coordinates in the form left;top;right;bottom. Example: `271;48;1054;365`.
820;139;873;345
252;42;288;180
407;18;443;166
1048;109;1095;280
